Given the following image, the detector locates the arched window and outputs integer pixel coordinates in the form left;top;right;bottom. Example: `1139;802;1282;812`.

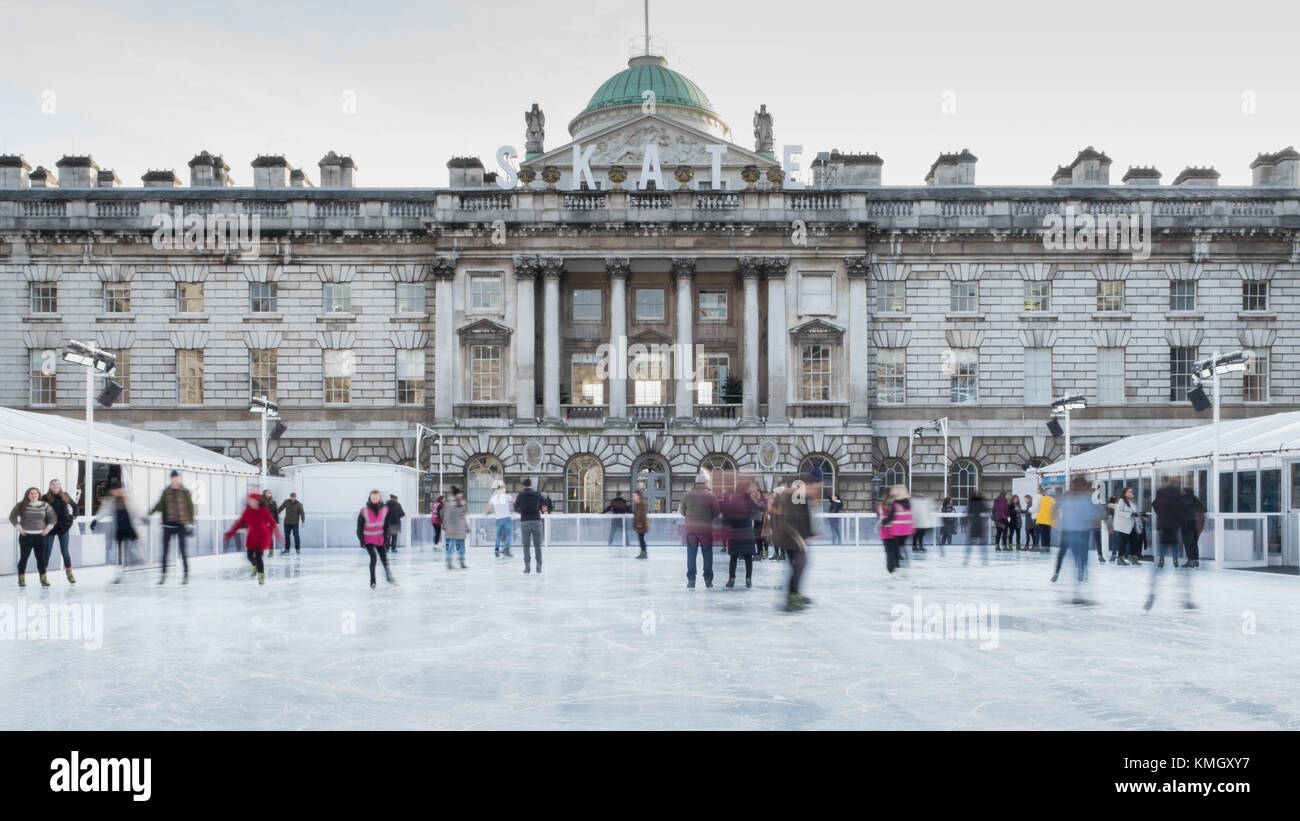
634;454;671;513
880;458;907;490
565;455;604;513
700;454;737;496
798;453;837;509
465;454;503;513
949;459;979;503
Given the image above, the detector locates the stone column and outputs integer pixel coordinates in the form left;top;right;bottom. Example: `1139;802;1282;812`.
431;255;457;422
764;256;790;421
605;256;630;423
739;256;763;424
846;255;871;423
541;256;564;422
513;256;539;420
672;256;696;421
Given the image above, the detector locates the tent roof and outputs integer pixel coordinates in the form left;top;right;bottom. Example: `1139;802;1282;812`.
0;407;258;476
1038;411;1300;476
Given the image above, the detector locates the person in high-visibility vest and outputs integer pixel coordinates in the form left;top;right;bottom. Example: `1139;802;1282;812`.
356;489;398;589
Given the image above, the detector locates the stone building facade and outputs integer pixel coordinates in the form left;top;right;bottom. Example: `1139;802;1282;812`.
1;53;1298;512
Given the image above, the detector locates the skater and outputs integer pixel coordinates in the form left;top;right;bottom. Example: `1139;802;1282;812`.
879;485;914;576
42;479;78;584
9;487;55;587
938;497;956;553
964;491;989;565
827;491;844;545
632;490;650;559
1152;477;1185;569
1054;476;1102;603
680;472;720;589
774;468;820;611
442;487;468;568
602;492;631;547
224;492;280;584
992;491;1010;550
385;494;406;554
749;485;768;560
487;482;513;557
357;490;398;588
1112;486;1139;566
261;489;279;560
277;492;306;554
92;481;142;583
911;492;937;553
1034;487;1056;552
429;495;445;546
763;491;783;561
514;478;547;574
1023;493;1038;549
1180;486;1206;568
1008;494;1022;550
150;470;195;584
722;478;764;588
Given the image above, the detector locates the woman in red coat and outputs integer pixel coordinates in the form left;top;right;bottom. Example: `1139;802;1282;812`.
224;492;281;584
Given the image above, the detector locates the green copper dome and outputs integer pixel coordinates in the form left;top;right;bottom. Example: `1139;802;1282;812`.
580;55;716;117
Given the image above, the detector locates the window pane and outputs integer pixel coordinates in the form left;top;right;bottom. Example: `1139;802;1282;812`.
470;345;502;401
1243;348;1269;402
1096;280;1124;311
250;349;278;402
177;282;205;313
573;289;602;322
876;281;906;313
950;349;978;403
397;349;425;405
876;348;905;404
324;349;354;404
395;283;426;314
1243;281;1268;311
949;282;977;313
1024;348;1051;405
107;350;130;404
635;289;665;321
1169;281;1196;312
1169;346;1195;401
696;354;729;404
250;282;277;313
470;276;502;311
30;283;57;313
323;282;352;313
29;349;57;405
1097;348;1124;404
698;290;727;320
178;350;204;405
103;282;131;313
1023;281;1050;312
801;345;831;402
571;358;604;405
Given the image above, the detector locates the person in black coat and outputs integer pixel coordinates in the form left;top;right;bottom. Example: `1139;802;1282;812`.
1151;479;1185;568
721;479;764;589
385;495;406;553
1179;487;1206;568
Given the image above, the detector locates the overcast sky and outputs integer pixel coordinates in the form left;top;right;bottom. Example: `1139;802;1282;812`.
2;0;1297;187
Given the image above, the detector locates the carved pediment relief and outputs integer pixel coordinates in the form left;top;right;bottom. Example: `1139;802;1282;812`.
457;318;513;343
789;319;845;343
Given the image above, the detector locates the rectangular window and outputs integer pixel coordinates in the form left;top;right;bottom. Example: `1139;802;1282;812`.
698;290;728;321
177;282;205;314
177;349;205;405
635;288;665;322
800;345;832;402
1169;281;1196;312
876;281;906;313
103;281;131;313
799;273;834;315
876;348;905;405
323;349;353;405
29;282;57;314
1244;348;1269;402
632;351;666;404
29;349;57;405
470;345;502;402
1169;346;1196;402
322;282;352;313
469;275;502;312
1243;281;1269;312
395;282;426;314
1096;280;1124;312
249;282;277;313
108;349;131;405
250;349;278;403
1097;348;1124;405
950;349;978;404
1023;281;1051;312
571;355;604;405
396;349;426;406
1023;348;1051;405
949;281;978;313
696;353;729;404
573;289;602;322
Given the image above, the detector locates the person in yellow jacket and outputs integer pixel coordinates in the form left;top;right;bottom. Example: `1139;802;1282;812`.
1035;487;1057;550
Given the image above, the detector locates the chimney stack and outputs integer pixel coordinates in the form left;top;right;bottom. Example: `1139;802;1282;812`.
189;151;233;187
1121;166;1161;186
142;169;182;188
28;166;58;188
97;168;122;188
1050;165;1072;186
447;156;485;187
290;168;314;187
251;155;291;188
1250;146;1300;186
0;155;31;188
55;155;100;188
1172;167;1220;187
319;152;357;187
812;150;883;186
1068;146;1111;185
925;149;976;185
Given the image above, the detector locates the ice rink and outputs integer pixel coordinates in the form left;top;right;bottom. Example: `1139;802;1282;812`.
2;543;1297;731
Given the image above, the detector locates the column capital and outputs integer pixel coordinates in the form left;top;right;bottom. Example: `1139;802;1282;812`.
737;256;765;280
603;256;631;279
431;254;458;280
539;256;565;280
845;255;872;279
762;256;790;279
671;256;697;280
512;254;542;279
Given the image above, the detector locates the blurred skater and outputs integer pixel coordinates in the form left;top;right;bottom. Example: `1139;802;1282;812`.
764;491;784;561
1054;476;1103;604
223;492;280;585
356;490;397;588
488;482;514;557
1034;487;1056;552
879;485;914;576
938;497;956;554
277;492;305;554
680;472;720;589
10;487;55;587
429;495;445;546
385;494;405;554
603;492;631;547
150;470;195;584
911;492;936;553
1180;486;1206;568
964;491;989;566
92;481;143;584
632;490;650;560
443;487;468;569
774;469;820;611
992;491;1010;551
722;478;764;589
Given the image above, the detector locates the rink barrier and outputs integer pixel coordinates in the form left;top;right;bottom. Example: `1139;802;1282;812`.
2;510;1287;574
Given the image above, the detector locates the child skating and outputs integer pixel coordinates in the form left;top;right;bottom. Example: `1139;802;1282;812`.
223;492;280;584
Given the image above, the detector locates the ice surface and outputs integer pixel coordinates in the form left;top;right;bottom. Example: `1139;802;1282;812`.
1;545;1297;730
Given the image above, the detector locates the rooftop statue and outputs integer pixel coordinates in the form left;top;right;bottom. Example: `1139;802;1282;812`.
753;104;774;154
525;103;546;154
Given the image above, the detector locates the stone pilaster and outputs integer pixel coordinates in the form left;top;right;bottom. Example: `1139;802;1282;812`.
739;256;763;424
431;255;457;422
846;255;871;423
672;256;696;421
540;256;564;422
764;256;790;421
513;255;540;421
604;256;630;424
